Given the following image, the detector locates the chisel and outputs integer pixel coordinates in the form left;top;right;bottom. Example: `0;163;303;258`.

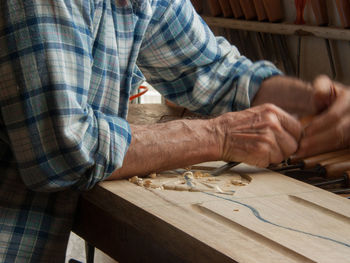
312;171;350;187
211;162;240;176
330;188;350;194
287;159;350;179
273;149;350;171
289;149;350;164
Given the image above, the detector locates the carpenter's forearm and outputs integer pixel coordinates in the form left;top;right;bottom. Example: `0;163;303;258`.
109;119;220;180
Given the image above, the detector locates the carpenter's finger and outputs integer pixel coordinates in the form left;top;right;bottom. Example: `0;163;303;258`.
274;128;299;160
295;126;347;158
304;87;350;136
312;75;334;112
273;106;303;142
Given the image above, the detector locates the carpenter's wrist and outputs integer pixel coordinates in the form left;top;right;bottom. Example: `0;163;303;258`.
209;115;226;161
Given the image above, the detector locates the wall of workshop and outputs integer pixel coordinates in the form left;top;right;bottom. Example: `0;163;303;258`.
201;0;350;85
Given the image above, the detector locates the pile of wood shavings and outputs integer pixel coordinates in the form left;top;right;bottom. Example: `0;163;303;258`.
128;170;247;195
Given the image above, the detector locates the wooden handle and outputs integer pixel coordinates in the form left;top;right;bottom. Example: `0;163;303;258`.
310;0;328;26
208;0;223;16
300;149;350;168
318;154;350;167
253;0;268;21
229;0;244;18
325;161;350;178
190;0;203;14
262;0;284;22
239;0;257;20
218;0;234;17
335;0;350;28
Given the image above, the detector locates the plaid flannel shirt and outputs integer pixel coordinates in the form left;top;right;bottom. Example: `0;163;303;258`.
0;0;281;261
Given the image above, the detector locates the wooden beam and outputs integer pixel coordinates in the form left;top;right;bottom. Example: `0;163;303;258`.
202;16;350;41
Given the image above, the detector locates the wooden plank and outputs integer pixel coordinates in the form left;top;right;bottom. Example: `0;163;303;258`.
72;105;350;262
74;164;350;263
202;16;350;41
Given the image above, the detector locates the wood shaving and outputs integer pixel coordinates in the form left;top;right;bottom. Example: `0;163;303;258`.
129;176;143;186
206;177;220;182
149;173;157;179
144;179;152;188
193;171;211;178
231;179;247;186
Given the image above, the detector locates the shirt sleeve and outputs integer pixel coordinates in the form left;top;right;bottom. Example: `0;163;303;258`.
0;1;131;192
137;0;282;115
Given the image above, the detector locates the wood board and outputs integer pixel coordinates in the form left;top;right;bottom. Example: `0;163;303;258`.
74;163;350;263
73;105;350;262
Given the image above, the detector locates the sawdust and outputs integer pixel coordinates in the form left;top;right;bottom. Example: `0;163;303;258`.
128;168;250;195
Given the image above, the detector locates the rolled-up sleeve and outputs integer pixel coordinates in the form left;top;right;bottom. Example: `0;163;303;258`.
138;0;282;115
0;1;131;192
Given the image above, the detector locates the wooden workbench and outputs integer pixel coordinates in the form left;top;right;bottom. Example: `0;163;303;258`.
72;104;350;263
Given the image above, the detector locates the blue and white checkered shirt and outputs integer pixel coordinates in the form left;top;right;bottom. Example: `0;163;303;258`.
0;0;281;261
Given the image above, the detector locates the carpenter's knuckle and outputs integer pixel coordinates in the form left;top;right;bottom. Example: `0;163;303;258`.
256;142;270;155
262;103;277;112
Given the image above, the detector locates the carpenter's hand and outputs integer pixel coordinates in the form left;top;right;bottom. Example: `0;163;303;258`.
295;76;350;158
253;76;316;116
213;104;302;167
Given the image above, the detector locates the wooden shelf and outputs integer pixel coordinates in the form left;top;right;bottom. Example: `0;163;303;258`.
202;16;350;41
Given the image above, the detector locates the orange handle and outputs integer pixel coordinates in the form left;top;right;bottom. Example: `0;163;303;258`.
290;149;350;165
318;154;350;167
129;85;149;101
325;160;350;178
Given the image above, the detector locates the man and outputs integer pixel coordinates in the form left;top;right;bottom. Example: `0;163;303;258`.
0;0;349;261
